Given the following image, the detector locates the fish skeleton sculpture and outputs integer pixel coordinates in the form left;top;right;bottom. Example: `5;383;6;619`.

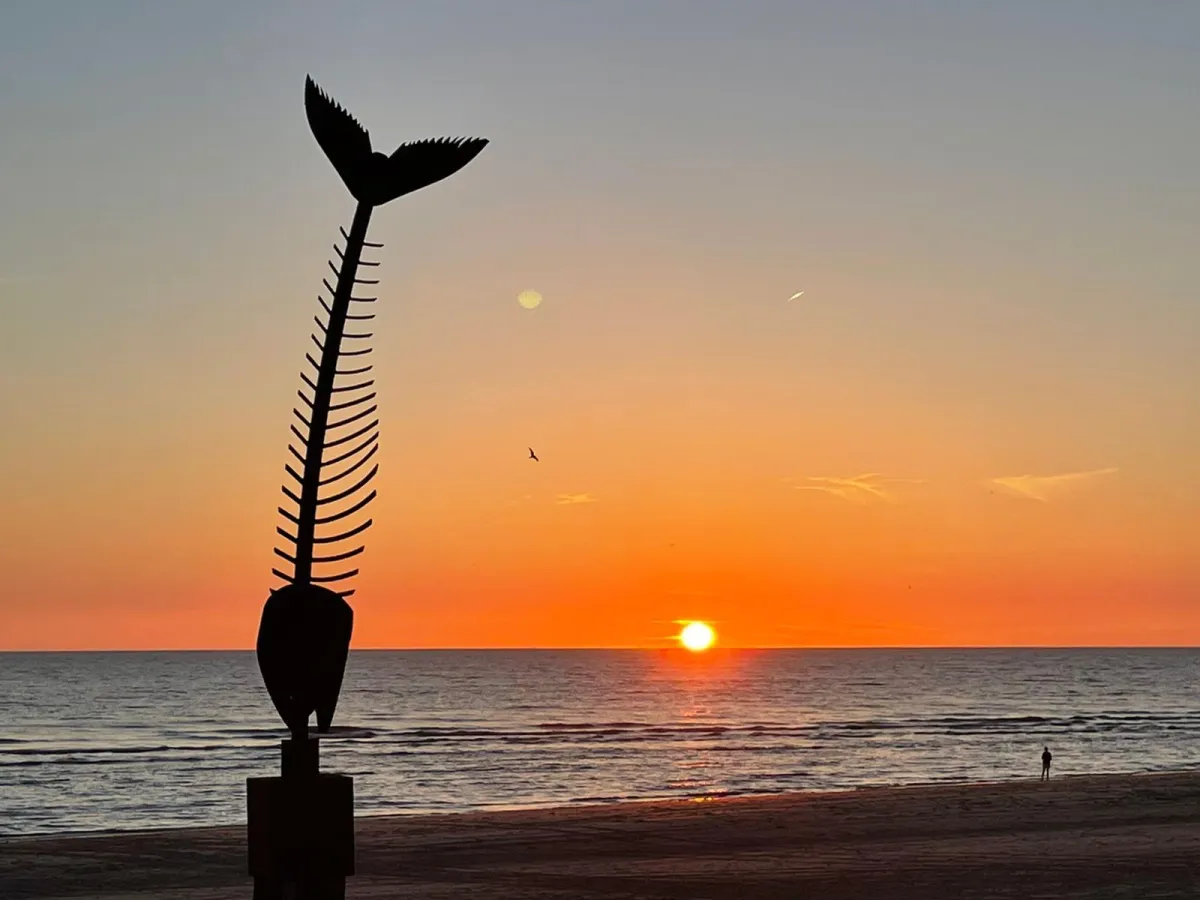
257;76;487;742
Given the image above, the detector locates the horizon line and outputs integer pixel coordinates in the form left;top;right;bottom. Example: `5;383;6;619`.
3;644;1199;653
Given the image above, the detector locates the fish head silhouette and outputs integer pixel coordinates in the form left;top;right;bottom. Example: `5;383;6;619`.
305;76;488;206
257;582;354;738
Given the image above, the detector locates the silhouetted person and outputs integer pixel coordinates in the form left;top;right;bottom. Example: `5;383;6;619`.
1041;746;1052;780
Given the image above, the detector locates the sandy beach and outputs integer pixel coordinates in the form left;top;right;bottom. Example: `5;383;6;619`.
3;772;1200;899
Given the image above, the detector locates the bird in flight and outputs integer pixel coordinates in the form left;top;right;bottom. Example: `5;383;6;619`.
528;447;539;462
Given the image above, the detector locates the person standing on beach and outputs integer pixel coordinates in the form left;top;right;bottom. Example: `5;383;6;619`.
1041;746;1052;780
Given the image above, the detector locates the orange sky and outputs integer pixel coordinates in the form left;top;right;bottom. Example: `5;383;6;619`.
5;398;1198;649
4;231;1199;649
3;4;1200;649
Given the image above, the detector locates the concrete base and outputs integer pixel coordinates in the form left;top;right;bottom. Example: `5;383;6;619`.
247;740;354;900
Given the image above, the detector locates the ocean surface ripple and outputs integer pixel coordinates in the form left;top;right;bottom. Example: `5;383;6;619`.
2;649;1199;835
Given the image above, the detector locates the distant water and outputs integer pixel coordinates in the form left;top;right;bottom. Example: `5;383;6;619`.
3;649;1199;836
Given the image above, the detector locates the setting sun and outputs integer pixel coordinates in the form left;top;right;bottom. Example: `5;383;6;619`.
679;621;716;652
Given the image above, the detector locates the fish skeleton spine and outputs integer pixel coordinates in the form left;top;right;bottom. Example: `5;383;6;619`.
277;204;381;595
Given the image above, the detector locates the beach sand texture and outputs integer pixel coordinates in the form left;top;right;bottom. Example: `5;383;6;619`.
3;772;1199;899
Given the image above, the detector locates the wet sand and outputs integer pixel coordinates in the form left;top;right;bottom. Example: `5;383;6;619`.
3;772;1200;898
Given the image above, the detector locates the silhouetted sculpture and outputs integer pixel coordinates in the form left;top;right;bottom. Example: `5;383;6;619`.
248;75;486;900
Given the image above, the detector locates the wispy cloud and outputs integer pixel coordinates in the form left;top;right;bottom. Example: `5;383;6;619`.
990;467;1117;502
556;493;597;505
792;473;923;504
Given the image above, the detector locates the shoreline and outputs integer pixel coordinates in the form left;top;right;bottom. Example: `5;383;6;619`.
4;771;1200;898
4;766;1197;842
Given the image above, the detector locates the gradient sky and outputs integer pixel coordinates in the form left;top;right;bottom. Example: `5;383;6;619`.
2;1;1198;649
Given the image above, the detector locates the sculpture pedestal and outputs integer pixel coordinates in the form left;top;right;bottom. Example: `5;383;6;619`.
247;739;354;900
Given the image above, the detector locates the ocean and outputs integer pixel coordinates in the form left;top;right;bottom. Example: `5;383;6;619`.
2;649;1198;836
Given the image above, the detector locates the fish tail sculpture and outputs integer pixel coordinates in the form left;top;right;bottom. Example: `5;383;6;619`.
257;76;487;741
